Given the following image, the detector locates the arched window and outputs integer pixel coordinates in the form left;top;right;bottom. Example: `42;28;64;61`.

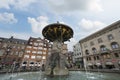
92;47;97;53
100;45;107;51
85;50;89;55
111;42;119;49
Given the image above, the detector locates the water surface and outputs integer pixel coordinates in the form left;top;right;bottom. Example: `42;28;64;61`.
0;71;120;80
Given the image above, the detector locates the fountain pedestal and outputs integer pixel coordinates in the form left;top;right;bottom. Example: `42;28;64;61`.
44;41;69;76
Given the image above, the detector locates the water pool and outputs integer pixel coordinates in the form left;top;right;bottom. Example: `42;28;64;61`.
0;71;120;80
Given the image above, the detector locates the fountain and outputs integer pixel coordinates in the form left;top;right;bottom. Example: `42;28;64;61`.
1;23;120;80
42;22;73;76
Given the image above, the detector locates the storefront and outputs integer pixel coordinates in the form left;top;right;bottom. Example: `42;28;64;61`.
105;62;115;69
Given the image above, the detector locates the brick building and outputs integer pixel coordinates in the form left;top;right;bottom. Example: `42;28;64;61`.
21;37;52;70
0;36;27;69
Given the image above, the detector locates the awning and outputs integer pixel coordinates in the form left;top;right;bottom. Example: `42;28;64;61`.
87;63;93;66
106;62;113;65
23;61;27;64
30;62;34;64
96;63;101;66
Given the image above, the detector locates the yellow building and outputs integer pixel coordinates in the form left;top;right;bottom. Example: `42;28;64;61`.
79;20;120;69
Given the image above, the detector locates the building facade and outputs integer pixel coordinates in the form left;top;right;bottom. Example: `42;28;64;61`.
80;20;120;69
0;36;69;70
65;51;74;68
21;37;52;70
0;36;27;69
73;42;84;68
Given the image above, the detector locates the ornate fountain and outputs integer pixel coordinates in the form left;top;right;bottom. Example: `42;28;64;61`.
42;22;73;76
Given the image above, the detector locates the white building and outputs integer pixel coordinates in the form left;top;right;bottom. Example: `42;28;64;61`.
73;42;83;68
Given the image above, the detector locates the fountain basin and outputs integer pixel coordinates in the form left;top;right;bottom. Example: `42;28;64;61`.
0;71;120;80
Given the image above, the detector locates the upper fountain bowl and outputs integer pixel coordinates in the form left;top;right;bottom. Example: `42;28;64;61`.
42;22;74;42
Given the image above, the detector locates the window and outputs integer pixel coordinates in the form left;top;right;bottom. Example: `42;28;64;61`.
98;38;103;43
38;47;42;49
13;46;16;48
36;56;41;59
114;53;119;57
49;44;51;47
0;39;3;41
39;43;43;45
106;54;111;58
38;51;42;54
111;42;119;49
79;52;81;55
33;47;37;49
96;56;99;60
44;44;46;47
90;41;94;46
85;50;89;55
34;43;38;46
100;45;107;51
26;50;30;53
19;51;23;57
103;54;111;59
94;56;96;60
21;46;25;49
31;56;35;59
27;46;32;48
42;56;46;59
44;48;47;50
43;52;46;54
86;57;89;61
30;42;33;44
17;46;20;49
92;48;97;53
37;39;41;41
32;51;36;54
0;50;4;56
108;34;114;40
15;51;19;55
24;55;29;58
89;57;91;61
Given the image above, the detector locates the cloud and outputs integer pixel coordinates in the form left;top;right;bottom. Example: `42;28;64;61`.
13;0;38;10
89;0;103;12
0;0;38;10
65;38;77;51
28;16;49;37
0;0;13;9
78;18;107;37
0;12;17;24
48;0;103;14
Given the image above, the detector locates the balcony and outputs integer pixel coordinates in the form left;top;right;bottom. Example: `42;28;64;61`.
99;50;110;54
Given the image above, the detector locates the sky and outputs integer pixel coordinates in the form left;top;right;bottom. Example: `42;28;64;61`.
0;0;120;51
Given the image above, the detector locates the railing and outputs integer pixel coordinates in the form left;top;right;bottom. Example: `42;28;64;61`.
83;48;120;57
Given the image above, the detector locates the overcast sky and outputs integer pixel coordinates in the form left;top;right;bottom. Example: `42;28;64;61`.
0;0;120;51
